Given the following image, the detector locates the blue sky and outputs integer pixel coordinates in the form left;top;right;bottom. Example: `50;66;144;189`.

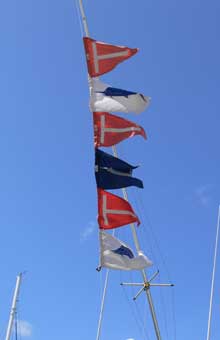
0;0;219;339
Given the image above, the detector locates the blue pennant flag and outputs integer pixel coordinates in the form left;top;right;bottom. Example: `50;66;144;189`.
95;149;143;190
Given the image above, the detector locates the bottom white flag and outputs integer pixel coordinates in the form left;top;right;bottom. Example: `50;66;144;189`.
99;231;152;271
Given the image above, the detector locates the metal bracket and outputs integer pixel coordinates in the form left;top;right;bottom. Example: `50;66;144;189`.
120;270;174;301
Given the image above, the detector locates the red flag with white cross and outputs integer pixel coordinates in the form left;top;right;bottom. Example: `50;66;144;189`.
83;37;138;77
93;111;146;147
98;188;140;230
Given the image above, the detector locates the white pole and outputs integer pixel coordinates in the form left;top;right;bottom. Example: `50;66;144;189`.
78;2;161;339
206;205;220;340
78;0;89;37
96;269;110;340
5;273;22;340
113;147;161;340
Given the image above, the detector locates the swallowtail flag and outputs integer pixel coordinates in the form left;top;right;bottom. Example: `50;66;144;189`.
95;149;143;189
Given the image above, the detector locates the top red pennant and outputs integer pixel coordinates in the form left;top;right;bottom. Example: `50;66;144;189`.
83;37;138;77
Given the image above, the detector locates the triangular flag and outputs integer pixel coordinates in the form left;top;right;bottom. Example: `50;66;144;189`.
83;37;138;77
90;78;150;114
95;149;143;189
98;188;140;230
93;112;146;147
99;231;152;270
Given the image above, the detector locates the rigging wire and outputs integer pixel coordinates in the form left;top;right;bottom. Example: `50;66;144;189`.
132;190;156;262
129;271;151;339
132;189;170;339
120;271;151;340
132;191;169;339
128;271;147;338
15;312;18;340
171;284;177;340
133;188;177;340
158;273;169;340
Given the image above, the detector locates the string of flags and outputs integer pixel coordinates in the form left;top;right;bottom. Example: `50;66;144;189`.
83;36;152;271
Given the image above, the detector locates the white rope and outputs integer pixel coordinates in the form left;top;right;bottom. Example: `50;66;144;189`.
206;205;220;340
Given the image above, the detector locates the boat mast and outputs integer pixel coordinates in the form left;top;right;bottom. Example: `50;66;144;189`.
77;2;164;339
206;205;220;340
5;273;22;340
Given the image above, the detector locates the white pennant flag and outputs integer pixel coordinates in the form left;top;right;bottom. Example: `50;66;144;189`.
99;231;152;271
90;78;150;114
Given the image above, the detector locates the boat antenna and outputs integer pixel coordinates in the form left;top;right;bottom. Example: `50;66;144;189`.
206;205;220;340
5;273;23;340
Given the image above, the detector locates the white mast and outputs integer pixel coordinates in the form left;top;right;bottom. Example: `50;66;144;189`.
206;205;220;340
77;2;173;339
113;147;163;340
5;273;22;340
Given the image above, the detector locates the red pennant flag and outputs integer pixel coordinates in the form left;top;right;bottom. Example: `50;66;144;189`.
93;112;146;147
83;37;138;77
98;188;140;230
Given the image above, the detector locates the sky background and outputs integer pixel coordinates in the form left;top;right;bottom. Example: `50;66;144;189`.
0;0;219;339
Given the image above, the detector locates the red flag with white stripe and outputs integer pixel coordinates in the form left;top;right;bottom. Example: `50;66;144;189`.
93;112;146;147
83;37;138;77
98;188;140;230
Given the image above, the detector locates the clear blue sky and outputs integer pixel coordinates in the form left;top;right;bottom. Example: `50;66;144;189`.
0;0;219;339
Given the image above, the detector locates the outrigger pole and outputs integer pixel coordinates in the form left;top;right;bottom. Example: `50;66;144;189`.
78;2;173;340
206;205;220;340
5;273;22;340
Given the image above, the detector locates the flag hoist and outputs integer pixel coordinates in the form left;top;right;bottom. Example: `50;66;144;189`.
78;1;173;339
